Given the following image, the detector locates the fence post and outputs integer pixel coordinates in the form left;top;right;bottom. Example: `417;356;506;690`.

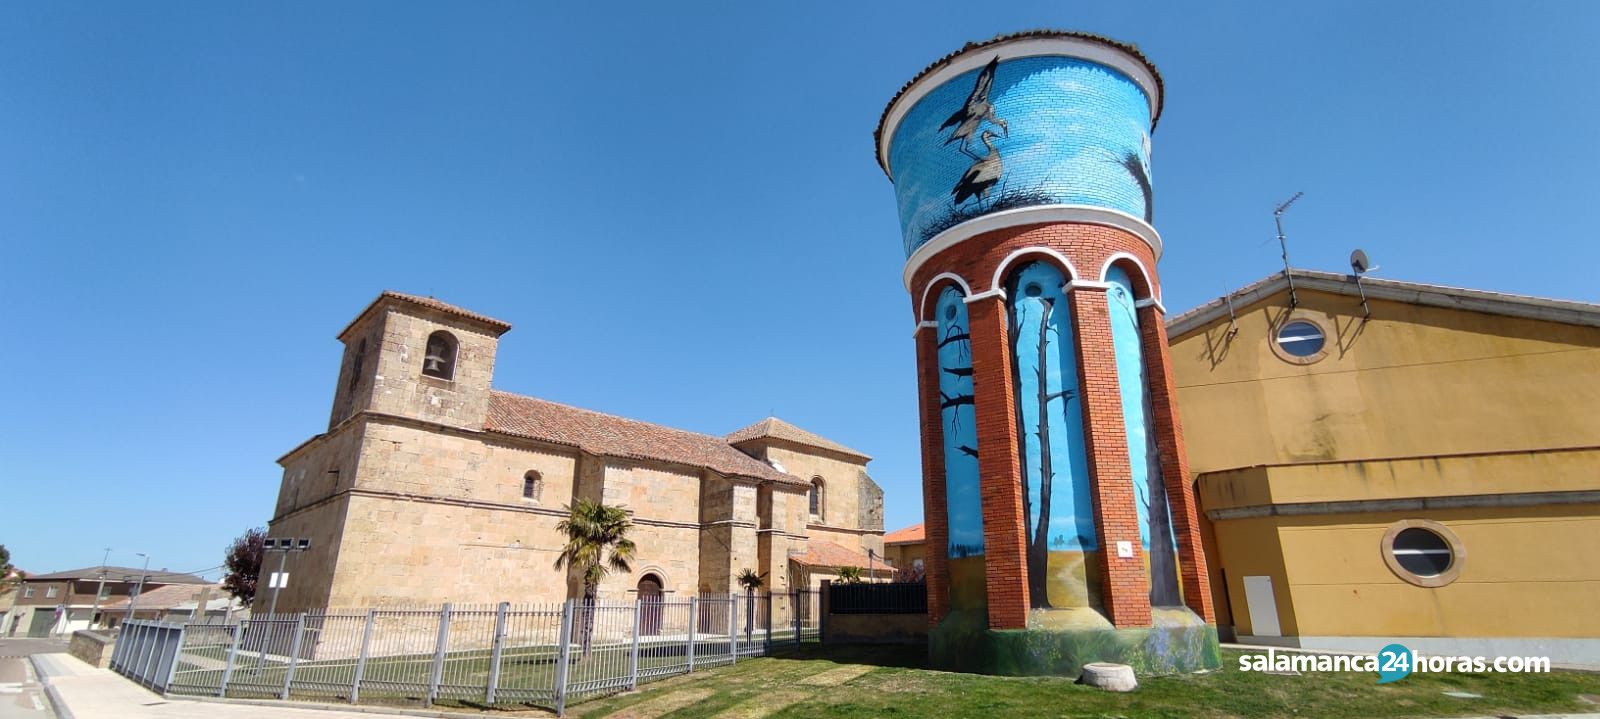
764;592;773;651
350;609;375;704
553;600;574;718
729;595;737;664
792;592;800;647
109;625;124;671
485;602;508;705
425;603;452;706
627;600;641;690
140;623;161;688
220;622;242;697
819;582;830;645
281;614;305;700
686;596;698;672
161;625;188;695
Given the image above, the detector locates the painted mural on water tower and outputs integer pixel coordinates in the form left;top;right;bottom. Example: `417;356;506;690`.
888;54;1154;257
920;53;1182;611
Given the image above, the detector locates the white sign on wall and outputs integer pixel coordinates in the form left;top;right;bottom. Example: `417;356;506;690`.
267;572;289;589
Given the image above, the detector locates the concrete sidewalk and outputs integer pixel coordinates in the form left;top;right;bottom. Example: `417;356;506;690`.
27;654;544;719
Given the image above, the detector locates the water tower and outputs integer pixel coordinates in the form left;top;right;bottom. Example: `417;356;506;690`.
876;30;1219;675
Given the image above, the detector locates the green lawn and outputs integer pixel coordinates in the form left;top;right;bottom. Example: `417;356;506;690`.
570;645;1600;719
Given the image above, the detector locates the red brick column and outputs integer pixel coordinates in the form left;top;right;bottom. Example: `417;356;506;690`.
965;295;1031;629
915;324;952;625
1070;286;1152;628
1139;305;1216;622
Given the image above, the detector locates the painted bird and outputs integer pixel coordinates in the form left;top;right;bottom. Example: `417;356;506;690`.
951;130;1002;206
941;56;1008;158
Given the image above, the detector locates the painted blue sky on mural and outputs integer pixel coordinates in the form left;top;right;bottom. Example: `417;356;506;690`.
936;286;984;556
888;55;1153;256
1107;265;1182;605
1008;262;1097;553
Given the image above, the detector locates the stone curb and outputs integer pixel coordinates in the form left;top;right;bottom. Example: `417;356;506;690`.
172;694;551;718
27;656;78;719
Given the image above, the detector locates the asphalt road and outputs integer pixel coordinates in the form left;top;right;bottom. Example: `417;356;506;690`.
0;639;66;719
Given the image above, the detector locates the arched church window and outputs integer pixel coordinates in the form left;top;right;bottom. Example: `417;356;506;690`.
422;331;458;380
809;477;825;519
522;471;543;502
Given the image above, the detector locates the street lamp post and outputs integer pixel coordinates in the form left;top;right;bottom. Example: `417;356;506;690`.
87;547;111;630
264;537;311;617
123;553;150;625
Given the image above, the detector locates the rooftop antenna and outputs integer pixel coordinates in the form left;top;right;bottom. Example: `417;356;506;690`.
1350;248;1378;321
1274;192;1304;308
1221;282;1239;340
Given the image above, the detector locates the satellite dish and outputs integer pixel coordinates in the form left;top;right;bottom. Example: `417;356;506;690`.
1350;249;1371;274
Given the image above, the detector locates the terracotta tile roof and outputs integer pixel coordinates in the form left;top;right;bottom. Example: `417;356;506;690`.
101;584;222;611
485;391;804;485
339;290;512;339
789;541;896;574
883;523;925;545
726;417;872;462
26;566;209;584
873;29;1165;176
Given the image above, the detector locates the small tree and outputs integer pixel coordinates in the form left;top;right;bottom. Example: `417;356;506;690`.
222;527;265;604
736;569;765;635
553;499;636;656
0;545;23;595
837;566;864;584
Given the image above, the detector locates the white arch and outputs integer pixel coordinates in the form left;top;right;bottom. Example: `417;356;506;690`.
901;204;1163;291
990;246;1081;294
917;272;975;322
1098;252;1159;302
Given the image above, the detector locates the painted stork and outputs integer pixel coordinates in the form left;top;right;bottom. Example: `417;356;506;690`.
951;130;1002;206
941;56;1008;158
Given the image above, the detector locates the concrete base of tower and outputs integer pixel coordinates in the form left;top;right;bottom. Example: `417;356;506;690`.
928;606;1221;677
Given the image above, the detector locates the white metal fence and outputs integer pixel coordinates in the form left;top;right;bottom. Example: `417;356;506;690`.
112;592;820;715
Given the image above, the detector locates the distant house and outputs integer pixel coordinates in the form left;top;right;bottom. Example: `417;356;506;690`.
100;583;244;626
882;523;926;581
1;566;209;637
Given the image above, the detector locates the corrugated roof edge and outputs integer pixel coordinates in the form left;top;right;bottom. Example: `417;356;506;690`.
1167;269;1600;338
872;29;1165;177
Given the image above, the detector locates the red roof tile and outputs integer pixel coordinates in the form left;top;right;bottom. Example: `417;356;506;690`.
726;417;871;461
338;291;512;339
101;584;221;611
883;523;925;545
789;541;895;574
485;391;804;485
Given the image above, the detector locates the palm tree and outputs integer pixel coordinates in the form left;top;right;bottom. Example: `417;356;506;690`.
736;569;765;636
553;498;637;656
836;566;864;584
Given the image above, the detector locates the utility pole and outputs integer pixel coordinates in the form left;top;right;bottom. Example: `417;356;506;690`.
88;547;110;630
123;553;150;625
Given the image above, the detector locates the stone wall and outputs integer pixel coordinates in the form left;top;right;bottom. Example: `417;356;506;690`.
69;630;115;668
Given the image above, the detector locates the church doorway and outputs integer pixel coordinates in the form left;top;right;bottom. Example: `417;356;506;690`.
637;574;664;635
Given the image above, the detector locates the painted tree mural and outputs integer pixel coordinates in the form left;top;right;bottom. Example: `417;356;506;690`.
1006;262;1096;608
936;286;984;558
1106;267;1182;607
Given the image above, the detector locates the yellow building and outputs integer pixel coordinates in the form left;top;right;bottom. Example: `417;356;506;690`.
1168;269;1600;666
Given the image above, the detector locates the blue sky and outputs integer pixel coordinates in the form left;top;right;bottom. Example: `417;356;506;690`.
2;2;1597;579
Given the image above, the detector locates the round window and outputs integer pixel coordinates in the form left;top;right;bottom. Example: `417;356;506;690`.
1275;320;1326;357
1381;520;1464;587
1391;528;1452;577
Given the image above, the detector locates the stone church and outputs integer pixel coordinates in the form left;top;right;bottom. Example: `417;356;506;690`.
257;291;887;613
